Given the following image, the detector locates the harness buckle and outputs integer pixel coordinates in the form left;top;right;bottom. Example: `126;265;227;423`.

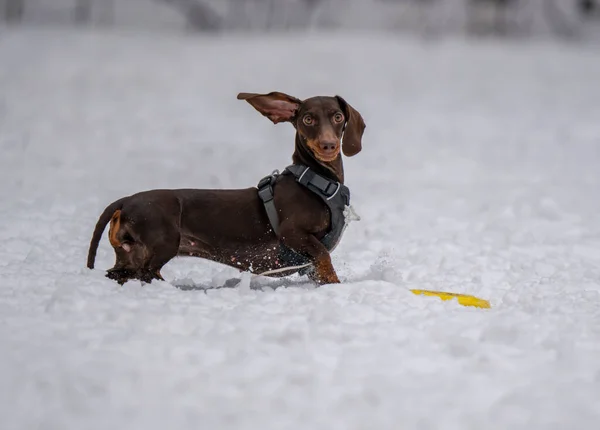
323;182;339;197
257;169;280;203
257;176;272;191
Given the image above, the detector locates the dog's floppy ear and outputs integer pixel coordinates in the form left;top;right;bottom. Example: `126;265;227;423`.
335;96;366;157
237;92;302;124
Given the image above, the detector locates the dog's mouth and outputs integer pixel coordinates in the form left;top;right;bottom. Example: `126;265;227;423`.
314;150;340;162
305;139;341;163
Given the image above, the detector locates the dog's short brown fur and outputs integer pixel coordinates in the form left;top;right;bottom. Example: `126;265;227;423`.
87;92;366;285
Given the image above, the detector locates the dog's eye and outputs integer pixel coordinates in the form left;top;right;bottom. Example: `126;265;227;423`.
303;115;314;126
333;112;344;123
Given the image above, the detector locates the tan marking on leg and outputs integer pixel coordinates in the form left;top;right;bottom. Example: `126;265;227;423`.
313;256;340;284
108;209;122;248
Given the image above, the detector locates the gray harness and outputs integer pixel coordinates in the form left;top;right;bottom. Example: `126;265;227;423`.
257;164;351;272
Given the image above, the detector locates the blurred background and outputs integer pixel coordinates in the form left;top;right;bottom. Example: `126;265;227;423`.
2;0;600;41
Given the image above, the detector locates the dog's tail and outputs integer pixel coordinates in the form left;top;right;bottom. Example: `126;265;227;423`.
86;198;126;269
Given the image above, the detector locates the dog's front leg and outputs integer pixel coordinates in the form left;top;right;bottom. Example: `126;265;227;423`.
279;225;340;285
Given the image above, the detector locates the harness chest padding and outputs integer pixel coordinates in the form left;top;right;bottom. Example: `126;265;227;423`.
282;164;350;251
256;164;351;271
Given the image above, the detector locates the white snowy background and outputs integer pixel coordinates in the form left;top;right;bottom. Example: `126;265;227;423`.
2;2;600;429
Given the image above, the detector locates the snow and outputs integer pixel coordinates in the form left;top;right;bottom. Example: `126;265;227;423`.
1;26;600;429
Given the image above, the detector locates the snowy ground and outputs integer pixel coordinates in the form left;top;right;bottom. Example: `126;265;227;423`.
1;26;600;430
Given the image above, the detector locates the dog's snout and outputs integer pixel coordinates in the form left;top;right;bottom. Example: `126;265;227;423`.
318;128;339;154
320;140;337;152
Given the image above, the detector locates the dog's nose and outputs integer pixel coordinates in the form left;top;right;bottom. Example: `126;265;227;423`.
320;141;337;153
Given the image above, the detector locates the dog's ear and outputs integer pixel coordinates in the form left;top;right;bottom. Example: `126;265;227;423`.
237;92;302;124
335;96;366;157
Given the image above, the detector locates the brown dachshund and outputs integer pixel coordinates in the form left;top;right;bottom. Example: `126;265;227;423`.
86;91;366;285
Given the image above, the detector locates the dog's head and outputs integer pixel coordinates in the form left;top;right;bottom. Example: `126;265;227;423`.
237;92;366;163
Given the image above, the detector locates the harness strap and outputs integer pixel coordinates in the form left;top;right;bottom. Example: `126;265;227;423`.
257;166;342;238
256;170;280;236
283;165;339;197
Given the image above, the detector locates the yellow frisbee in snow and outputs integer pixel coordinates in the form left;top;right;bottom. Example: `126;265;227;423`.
410;289;491;309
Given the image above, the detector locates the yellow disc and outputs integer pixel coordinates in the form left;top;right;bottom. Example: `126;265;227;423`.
410;289;491;309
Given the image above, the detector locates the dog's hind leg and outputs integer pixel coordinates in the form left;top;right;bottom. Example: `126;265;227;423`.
131;217;181;284
106;235;179;285
104;210;150;285
104;199;181;285
137;233;180;283
106;244;148;285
